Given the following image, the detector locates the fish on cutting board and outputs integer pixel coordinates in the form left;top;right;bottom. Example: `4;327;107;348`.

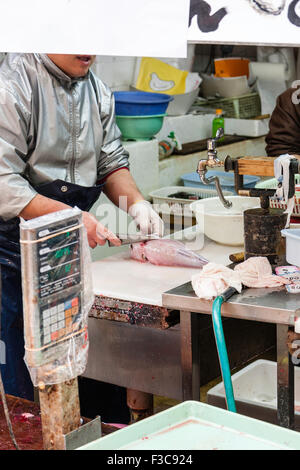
130;239;208;268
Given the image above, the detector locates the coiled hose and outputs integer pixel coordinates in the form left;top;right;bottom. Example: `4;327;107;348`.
212;287;238;413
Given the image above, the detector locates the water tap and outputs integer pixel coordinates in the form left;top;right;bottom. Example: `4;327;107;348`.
197;127;232;209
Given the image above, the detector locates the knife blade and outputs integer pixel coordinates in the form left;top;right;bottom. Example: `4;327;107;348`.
108;234;160;247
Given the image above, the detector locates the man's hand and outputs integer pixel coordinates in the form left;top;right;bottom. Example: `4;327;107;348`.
128;200;164;236
82;212;121;248
103;169;164;236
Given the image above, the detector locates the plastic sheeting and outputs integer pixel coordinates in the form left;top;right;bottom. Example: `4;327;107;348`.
20;208;94;386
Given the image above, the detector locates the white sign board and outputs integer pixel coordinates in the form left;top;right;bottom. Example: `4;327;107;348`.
0;0;190;57
188;0;300;46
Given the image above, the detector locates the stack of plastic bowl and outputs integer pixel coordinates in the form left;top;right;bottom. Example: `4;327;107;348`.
114;91;173;141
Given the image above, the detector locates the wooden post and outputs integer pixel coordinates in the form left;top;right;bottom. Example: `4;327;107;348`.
39;378;81;450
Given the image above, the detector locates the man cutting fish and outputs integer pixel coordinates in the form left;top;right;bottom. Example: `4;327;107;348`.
0;53;163;400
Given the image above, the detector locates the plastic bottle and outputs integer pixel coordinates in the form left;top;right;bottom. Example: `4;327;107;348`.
212;109;225;141
159;131;182;159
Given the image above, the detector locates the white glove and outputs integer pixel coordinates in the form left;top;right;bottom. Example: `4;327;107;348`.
129;200;164;236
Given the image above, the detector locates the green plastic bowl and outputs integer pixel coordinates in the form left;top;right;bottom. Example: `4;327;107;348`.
116;114;166;141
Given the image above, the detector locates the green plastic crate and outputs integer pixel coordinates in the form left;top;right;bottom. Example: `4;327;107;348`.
196;93;261;119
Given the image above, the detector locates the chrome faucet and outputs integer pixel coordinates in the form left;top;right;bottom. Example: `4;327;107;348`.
197;127;232;209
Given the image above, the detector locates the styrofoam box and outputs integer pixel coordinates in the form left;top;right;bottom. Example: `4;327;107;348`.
225;117;270;138
207;360;300;429
192;114;270;138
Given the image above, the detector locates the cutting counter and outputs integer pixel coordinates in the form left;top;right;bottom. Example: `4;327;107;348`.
89;237;233;307
83;237;282;423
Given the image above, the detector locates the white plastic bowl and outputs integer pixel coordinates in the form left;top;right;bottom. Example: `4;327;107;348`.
190;196;261;246
281;229;300;267
166;88;200;116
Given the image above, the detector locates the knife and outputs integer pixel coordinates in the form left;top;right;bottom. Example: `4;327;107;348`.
108;234;160;247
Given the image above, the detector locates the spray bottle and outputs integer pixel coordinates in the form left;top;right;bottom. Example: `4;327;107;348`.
159;131;182;159
212;109;225;142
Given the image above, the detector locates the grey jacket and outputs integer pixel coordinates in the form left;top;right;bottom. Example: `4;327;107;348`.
0;53;129;220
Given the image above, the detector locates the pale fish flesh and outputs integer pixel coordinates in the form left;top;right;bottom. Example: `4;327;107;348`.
130;239;208;268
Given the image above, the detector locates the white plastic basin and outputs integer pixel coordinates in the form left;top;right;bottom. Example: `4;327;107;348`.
207;359;300;429
281;229;300;267
190;196;260;246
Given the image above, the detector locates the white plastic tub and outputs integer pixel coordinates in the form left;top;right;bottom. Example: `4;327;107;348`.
282;229;300;267
207;360;300;429
190;196;260;246
166;88;200;116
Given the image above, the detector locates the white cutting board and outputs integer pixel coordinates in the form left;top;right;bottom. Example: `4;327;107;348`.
91;237;238;307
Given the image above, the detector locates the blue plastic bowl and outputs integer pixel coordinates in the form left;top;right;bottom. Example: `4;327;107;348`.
114;91;173;116
181;171;260;193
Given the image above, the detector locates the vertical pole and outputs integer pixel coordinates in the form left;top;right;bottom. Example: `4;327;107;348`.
39;378;81;450
180;311;200;401
277;324;295;429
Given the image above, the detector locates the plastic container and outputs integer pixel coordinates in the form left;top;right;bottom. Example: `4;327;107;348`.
255;176;300;189
190;196;261;246
182;171;260;193
207;360;300;430
149;186;232;218
281;229;300;267
214;57;250;78
167;88;199;116
116;114;166;141
113;91;173;116
78;400;300;450
158;131;182;158
212;109;225;141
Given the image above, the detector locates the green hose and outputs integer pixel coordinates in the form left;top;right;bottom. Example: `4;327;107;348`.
212;295;237;413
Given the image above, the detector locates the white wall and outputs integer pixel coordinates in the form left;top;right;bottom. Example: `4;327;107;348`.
92;56;137;91
91;45;196;91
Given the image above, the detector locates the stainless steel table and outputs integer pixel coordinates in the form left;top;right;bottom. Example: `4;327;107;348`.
163;282;300;429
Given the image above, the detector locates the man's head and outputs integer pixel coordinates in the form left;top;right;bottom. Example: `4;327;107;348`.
47;54;96;78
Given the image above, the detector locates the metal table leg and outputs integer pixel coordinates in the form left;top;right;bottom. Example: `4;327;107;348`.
180;311;201;401
277;324;295;429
